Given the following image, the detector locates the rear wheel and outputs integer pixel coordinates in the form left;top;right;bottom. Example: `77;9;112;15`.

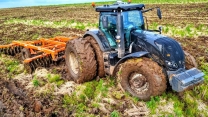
84;36;105;77
65;38;97;83
184;51;198;69
117;58;167;101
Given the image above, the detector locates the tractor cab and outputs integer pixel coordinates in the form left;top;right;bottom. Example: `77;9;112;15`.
96;1;145;55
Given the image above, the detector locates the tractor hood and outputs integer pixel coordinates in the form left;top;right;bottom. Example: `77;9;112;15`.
133;30;166;42
132;30;185;70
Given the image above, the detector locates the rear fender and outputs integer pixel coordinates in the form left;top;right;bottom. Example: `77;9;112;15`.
112;51;149;76
83;30;111;52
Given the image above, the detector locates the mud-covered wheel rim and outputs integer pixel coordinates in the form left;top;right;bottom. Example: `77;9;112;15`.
129;72;149;94
69;52;79;75
117;58;167;101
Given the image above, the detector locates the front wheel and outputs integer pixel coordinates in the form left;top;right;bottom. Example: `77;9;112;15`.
117;58;167;101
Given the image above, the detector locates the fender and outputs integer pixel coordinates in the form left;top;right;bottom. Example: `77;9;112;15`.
83;30;111;52
112;51;149;76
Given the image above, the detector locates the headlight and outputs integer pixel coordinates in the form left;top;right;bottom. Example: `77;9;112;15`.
165;61;178;69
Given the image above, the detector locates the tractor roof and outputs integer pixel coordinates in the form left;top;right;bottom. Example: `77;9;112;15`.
95;1;145;12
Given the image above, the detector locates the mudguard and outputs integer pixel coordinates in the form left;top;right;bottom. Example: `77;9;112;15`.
112;51;149;76
83;30;111;52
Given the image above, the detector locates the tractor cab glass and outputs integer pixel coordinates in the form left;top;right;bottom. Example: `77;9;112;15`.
122;10;144;30
99;10;144;48
122;10;144;47
100;12;117;48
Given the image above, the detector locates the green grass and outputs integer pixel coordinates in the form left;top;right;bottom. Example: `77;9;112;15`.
4;18;97;30
62;78;116;115
47;74;64;87
146;96;160;114
149;23;208;38
110;110;120;117
0;55;24;76
32;78;39;87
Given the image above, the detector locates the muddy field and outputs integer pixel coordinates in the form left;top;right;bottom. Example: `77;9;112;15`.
0;3;207;61
0;2;208;117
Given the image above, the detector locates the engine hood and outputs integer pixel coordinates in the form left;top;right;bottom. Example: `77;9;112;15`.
132;30;185;70
132;30;166;44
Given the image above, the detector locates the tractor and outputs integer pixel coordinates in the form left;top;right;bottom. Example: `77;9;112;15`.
64;1;204;100
0;1;204;101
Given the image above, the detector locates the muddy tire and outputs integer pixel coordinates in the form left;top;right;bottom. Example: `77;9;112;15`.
84;36;105;77
65;38;97;83
184;51;198;69
21;48;31;60
117;58;167;101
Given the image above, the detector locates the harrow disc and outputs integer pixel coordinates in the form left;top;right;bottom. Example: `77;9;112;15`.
31;62;36;71
33;59;39;68
14;46;20;54
46;56;52;65
40;58;46;67
6;48;10;54
3;48;7;54
39;58;45;67
42;57;49;67
9;48;15;56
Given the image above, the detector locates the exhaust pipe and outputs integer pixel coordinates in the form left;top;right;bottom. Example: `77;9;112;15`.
116;10;125;58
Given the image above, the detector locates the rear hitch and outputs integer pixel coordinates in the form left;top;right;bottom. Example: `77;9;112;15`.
168;68;204;92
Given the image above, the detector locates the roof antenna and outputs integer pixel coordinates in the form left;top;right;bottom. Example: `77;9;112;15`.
116;0;123;4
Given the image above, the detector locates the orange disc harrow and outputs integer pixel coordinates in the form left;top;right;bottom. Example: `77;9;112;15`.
0;36;76;73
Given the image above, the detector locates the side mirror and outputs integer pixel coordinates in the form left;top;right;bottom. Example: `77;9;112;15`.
159;26;162;34
157;8;162;19
102;16;108;29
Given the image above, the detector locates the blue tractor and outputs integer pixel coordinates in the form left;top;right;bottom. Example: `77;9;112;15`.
65;1;204;100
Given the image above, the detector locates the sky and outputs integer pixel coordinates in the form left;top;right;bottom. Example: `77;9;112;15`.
0;0;113;8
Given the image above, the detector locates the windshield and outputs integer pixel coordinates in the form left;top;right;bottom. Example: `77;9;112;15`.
122;10;144;30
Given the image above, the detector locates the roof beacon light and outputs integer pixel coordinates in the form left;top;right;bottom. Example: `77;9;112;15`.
128;0;131;4
92;2;95;7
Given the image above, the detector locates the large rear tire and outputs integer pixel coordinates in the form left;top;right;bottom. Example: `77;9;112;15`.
184;51;198;69
117;58;167;101
84;36;105;77
65;38;97;83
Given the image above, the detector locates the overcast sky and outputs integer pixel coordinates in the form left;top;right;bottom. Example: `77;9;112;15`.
0;0;112;8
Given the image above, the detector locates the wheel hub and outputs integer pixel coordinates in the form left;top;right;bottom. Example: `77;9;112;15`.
129;73;149;93
69;52;79;74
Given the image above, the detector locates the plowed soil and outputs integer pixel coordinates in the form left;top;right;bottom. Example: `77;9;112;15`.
0;2;207;117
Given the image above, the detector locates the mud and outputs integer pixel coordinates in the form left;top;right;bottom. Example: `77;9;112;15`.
0;23;84;45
